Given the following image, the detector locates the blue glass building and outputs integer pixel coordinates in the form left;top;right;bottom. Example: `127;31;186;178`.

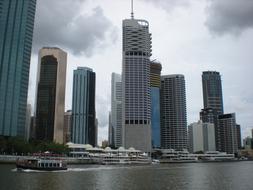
0;0;36;137
151;87;161;147
72;67;96;146
150;62;162;148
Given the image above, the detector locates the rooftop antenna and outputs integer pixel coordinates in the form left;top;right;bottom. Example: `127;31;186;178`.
131;0;134;19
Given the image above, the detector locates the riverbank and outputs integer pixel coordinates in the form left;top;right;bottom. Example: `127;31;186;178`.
0;155;250;165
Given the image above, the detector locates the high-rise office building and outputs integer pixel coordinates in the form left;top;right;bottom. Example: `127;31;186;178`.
160;75;187;150
236;124;241;149
218;113;238;154
111;73;122;148
63;110;72;144
71;67;96;146
202;71;224;114
35;47;67;144
122;12;152;152
150;61;162;148
201;71;224;151
0;0;36;137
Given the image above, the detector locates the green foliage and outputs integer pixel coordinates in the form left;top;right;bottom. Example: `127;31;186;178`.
0;136;69;155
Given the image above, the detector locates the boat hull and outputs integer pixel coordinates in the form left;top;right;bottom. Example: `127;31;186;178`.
16;163;67;171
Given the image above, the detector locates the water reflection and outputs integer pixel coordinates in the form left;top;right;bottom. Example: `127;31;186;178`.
0;162;252;190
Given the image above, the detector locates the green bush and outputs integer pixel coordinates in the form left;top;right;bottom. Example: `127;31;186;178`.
0;136;69;155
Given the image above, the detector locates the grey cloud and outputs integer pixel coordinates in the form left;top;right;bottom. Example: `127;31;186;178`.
33;0;117;56
142;0;190;11
205;0;253;35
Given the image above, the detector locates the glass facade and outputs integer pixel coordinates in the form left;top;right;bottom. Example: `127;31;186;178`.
0;0;36;137
202;71;223;115
151;87;160;148
36;56;58;141
202;71;224;151
72;67;96;146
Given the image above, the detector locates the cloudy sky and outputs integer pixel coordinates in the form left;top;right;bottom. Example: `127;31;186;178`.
28;0;253;145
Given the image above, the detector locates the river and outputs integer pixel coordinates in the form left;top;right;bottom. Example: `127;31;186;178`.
0;161;252;190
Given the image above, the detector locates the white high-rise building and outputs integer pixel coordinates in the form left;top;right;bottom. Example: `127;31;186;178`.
122;10;152;152
188;121;216;153
110;73;122;148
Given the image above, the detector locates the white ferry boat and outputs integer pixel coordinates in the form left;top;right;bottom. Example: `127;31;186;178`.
16;158;67;171
200;151;235;161
16;153;67;171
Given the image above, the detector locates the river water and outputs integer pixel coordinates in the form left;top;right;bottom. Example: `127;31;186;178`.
0;161;252;190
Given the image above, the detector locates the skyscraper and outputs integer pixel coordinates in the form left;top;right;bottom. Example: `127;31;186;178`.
122;11;152;152
218;113;238;154
160;75;187;150
35;47;67;144
71;67;96;146
236;124;242;149
0;0;36;137
150;61;162;148
201;71;224;151
63;110;72;144
110;73;122;148
202;71;224;114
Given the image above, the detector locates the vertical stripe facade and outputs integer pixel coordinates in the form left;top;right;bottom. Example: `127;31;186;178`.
72;67;96;146
0;0;36;137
